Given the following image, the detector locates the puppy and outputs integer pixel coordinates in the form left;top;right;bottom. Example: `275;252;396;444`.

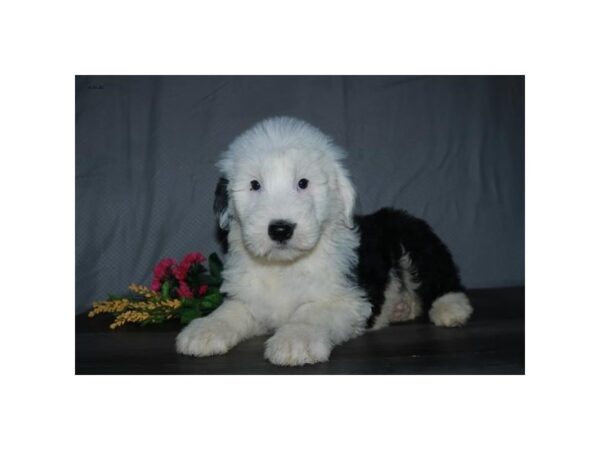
176;117;473;366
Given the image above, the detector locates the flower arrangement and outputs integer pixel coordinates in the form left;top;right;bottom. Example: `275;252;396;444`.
88;252;224;329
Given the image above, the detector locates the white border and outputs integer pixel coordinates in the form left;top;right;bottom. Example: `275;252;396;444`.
2;1;600;449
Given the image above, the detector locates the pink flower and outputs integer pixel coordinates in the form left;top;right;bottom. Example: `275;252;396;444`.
151;258;177;292
151;279;162;291
173;264;188;281
183;252;206;265
150;252;207;295
177;281;193;298
197;284;208;297
174;252;206;281
153;258;176;279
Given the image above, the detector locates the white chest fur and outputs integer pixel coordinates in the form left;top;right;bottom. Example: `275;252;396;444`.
220;222;363;330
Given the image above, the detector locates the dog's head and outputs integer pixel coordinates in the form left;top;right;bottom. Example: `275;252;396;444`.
214;117;355;262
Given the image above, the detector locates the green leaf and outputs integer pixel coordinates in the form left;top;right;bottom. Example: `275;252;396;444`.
205;286;220;295
180;297;193;308
202;292;222;306
196;273;220;287
161;280;171;299
180;308;201;324
199;299;211;308
208;253;223;281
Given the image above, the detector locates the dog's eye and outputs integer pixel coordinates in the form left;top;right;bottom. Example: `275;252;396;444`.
250;180;261;191
298;178;309;190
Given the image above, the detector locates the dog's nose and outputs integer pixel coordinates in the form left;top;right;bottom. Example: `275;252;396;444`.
268;220;296;242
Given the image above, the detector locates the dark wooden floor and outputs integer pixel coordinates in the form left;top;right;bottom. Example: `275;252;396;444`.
76;287;524;375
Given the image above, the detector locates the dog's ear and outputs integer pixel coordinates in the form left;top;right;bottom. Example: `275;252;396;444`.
213;177;231;230
334;162;356;228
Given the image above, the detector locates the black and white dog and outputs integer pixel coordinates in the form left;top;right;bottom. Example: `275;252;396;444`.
176;117;472;366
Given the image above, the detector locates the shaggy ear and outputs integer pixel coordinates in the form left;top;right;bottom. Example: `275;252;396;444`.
213;177;231;230
334;162;356;227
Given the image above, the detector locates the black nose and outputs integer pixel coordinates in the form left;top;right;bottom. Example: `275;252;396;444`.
268;220;296;242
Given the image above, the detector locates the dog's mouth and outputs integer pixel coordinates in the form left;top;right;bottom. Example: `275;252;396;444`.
256;237;317;263
264;235;324;263
266;243;304;260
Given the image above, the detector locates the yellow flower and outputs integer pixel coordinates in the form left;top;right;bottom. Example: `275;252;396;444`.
162;299;182;309
109;309;151;329
128;284;159;299
88;299;130;317
90;284;185;329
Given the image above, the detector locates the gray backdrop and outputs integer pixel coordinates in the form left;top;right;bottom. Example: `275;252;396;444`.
75;75;524;314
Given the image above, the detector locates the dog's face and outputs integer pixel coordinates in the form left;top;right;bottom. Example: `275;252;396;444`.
215;118;355;262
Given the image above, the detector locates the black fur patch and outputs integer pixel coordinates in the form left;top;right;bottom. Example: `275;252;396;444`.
213;177;229;254
353;208;465;327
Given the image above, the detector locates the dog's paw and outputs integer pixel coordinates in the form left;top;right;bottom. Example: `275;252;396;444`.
429;292;473;327
176;317;239;357
264;323;332;366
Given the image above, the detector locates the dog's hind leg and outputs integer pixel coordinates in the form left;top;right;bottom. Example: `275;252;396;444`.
372;271;423;329
390;290;423;323
395;225;473;328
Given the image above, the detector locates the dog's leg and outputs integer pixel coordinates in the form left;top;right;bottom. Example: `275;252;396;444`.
264;299;370;366
428;292;473;327
176;300;262;357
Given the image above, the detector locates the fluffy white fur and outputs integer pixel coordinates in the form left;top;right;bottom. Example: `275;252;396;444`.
176;117;371;365
428;292;473;327
372;273;423;330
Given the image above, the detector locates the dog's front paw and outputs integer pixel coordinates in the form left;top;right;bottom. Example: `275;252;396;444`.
264;323;332;366
176;317;239;357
